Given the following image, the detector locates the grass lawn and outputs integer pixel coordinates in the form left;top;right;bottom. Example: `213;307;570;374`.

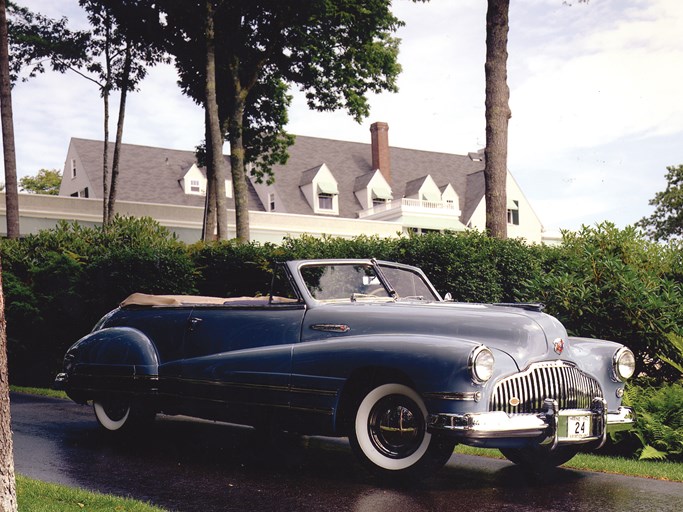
10;386;68;400
455;445;683;482
17;475;166;512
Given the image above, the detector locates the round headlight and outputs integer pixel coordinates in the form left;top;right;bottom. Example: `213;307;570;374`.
470;346;495;384
613;347;636;382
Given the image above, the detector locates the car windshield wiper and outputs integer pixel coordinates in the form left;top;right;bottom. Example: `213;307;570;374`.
370;258;396;298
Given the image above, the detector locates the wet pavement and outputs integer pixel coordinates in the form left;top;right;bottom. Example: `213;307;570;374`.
10;392;683;512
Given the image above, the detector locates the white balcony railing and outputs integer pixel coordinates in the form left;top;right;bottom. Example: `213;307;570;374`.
358;198;461;219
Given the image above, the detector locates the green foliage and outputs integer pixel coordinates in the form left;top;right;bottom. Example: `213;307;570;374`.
189;240;276;298
637;164;683;241
19;168;62;195
623;382;683;461
7;2;91;83
0;217;195;386
517;222;683;380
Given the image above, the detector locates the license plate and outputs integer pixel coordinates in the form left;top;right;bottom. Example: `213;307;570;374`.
568;415;591;439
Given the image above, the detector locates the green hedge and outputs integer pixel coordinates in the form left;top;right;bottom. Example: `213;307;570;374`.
1;217;196;386
1;218;681;389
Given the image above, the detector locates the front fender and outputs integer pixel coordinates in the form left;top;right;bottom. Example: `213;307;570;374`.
290;334;518;422
567;336;629;411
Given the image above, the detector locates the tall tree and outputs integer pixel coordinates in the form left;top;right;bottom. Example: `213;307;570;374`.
637;164;683;241
8;1;164;226
0;8;17;500
79;1;166;226
0;0;19;240
0;258;16;512
484;0;510;240
106;0;403;242
482;0;589;239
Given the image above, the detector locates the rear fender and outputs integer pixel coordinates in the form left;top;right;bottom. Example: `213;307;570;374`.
62;327;160;400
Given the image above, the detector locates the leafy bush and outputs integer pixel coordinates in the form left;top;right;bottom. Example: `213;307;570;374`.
622;382;683;461
1;217;197;385
189;240;276;297
517;223;683;381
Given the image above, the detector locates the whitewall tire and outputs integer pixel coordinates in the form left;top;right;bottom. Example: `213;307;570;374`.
349;383;456;476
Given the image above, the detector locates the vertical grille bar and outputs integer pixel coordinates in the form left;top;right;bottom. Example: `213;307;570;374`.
490;361;603;414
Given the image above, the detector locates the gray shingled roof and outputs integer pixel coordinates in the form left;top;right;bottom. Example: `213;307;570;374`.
70;138;264;210
68;134;486;223
265;135;486;222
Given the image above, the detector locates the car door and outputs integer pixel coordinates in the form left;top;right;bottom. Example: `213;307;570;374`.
178;301;305;418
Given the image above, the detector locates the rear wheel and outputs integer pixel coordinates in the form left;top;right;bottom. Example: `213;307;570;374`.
349;383;456;477
93;397;155;433
500;445;580;469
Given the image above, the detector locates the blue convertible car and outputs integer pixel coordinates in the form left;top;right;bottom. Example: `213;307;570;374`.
55;259;635;476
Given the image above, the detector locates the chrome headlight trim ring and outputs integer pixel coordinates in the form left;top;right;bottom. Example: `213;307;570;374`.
469;345;495;385
612;347;636;382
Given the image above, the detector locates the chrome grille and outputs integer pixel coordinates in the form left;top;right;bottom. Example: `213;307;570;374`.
490;361;603;414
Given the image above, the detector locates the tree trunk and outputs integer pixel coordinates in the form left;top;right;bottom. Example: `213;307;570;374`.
107;42;132;224
0;0;19;239
484;0;511;240
227;91;249;243
204;1;229;241
202;110;217;241
0;258;17;511
101;16;113;226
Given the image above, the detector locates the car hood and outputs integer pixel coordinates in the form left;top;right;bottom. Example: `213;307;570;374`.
305;300;570;370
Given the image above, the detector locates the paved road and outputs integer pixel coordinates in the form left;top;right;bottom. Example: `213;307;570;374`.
11;392;683;512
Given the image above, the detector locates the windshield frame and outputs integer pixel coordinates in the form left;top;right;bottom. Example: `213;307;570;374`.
286;259;442;305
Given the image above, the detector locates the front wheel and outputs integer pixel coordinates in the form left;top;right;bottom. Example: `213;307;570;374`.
500;445;580;469
93;397;155;433
349;383;456;477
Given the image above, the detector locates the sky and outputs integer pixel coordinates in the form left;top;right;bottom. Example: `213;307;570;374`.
4;0;682;233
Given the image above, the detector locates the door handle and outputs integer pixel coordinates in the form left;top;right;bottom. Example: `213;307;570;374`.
188;317;203;331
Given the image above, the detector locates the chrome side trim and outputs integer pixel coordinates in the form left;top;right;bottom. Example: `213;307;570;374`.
422;391;481;401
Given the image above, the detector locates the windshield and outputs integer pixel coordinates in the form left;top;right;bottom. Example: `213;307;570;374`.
299;262;440;302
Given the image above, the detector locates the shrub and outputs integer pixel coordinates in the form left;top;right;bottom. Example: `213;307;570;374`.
0;217;197;385
622;382;683;461
517;223;683;381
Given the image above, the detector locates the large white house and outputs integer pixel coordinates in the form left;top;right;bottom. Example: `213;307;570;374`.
2;122;555;243
52;122;550;244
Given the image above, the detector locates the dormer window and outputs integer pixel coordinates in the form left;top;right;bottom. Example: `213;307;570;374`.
354;170;392;211
71;159;77;179
190;180;200;193
299;163;339;215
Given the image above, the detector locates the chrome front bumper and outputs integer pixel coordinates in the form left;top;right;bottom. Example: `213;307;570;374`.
427;398;634;449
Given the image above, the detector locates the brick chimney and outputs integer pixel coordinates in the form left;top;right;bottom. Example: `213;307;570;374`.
370;122;391;184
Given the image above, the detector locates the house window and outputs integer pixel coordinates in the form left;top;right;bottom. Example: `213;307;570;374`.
269;193;276;211
190;180;200;193
318;193;334;210
79;187;89;198
71;159;77;178
507;200;520;225
372;197;388;207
